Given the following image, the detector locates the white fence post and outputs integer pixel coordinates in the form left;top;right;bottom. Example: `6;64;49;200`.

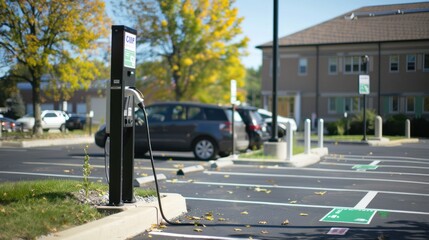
286;121;293;160
304;119;311;154
405;119;411;139
375;116;382;140
318;119;324;148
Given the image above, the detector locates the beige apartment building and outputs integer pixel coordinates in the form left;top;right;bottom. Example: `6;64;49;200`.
257;2;429;128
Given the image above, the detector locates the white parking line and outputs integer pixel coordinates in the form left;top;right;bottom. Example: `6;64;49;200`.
22;161;177;171
185;197;429;216
234;164;429;177
148;231;258;240
170;180;429;197
204;171;429;185
354;191;378;209
320;162;429;172
324;156;429;165
327;154;429;161
369;161;380;166
0;170;103;179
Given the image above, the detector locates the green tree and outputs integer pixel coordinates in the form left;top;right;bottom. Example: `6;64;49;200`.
245;66;261;107
117;0;248;103
0;0;110;135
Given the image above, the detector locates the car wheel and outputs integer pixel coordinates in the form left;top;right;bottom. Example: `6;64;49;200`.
193;137;218;160
59;124;66;132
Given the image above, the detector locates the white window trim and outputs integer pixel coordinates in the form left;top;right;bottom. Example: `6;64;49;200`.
344;97;360;113
328;57;338;75
389;55;399;73
406;96;415;113
298;58;307;76
389;96;399;113
406;54;416;72
424;53;429;72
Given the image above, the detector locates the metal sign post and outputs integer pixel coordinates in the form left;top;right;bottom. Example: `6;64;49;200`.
231;80;237;156
359;55;370;142
109;25;137;206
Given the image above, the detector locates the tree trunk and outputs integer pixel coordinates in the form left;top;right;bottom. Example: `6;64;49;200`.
31;79;43;135
173;72;182;101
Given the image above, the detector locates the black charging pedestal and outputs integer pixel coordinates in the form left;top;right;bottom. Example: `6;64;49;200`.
109;25;137;206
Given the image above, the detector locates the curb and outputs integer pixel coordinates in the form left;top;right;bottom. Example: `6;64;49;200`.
134;174;167;187
0;136;94;148
231;147;329;168
177;165;204;175
38;193;187;240
210;159;234;169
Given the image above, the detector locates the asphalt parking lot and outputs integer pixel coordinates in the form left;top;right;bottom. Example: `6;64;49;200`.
0;140;428;239
132;141;429;239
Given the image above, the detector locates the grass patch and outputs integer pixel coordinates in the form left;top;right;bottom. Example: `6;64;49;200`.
0;127;97;141
0;179;154;240
240;142;305;159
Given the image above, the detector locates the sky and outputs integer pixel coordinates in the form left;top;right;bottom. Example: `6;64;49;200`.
232;0;429;69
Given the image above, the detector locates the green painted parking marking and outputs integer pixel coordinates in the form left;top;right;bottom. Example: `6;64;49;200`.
352;165;379;170
320;208;377;224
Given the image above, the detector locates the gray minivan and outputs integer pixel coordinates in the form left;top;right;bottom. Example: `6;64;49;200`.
95;102;249;160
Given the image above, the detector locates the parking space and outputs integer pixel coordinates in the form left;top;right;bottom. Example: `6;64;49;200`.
134;142;429;239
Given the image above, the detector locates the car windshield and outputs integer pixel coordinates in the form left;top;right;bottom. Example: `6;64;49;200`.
23;113;34;118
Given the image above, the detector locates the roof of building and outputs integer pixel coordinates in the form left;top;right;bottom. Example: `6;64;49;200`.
257;2;429;48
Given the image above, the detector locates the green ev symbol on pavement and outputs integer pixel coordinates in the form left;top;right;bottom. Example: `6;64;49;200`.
320;208;377;224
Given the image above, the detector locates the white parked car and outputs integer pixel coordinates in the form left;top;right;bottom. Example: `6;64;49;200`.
16;110;67;132
257;109;297;138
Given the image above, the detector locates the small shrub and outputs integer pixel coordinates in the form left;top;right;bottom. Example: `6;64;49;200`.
384;114;407;136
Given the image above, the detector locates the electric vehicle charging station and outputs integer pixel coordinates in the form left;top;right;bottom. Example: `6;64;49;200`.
108;25;141;206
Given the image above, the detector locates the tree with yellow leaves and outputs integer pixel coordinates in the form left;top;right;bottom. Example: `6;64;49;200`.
117;0;248;103
0;0;110;135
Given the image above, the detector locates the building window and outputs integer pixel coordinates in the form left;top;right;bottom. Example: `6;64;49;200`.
389;96;399;113
328;97;336;113
406;54;416;72
406;96;415;113
344;56;364;73
344;97;360;113
328;57;337;74
390;55;399;72
298;58;307;75
424;97;429;113
424;54;429;72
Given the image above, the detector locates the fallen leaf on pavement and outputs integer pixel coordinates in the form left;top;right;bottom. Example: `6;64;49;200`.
315;191;327;196
240;211;249;215
289;200;297;204
300;213;309;216
281;219;290;225
234;228;242;232
259;221;268;224
194;228;203;232
261;230;269;234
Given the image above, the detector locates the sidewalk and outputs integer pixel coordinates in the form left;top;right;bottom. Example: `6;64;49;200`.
0;136;94;148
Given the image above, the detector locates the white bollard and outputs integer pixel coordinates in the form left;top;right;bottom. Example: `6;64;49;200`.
318;119;324;148
375;116;382;140
405;119;411;139
304;119;311;154
286;121;293;160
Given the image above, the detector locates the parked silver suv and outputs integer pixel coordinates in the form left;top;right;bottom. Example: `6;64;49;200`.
16;110;67;132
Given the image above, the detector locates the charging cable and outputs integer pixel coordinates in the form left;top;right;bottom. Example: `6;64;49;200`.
122;87;194;226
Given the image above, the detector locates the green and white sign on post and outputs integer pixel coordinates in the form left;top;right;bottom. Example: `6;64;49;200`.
359;75;370;95
124;32;136;69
